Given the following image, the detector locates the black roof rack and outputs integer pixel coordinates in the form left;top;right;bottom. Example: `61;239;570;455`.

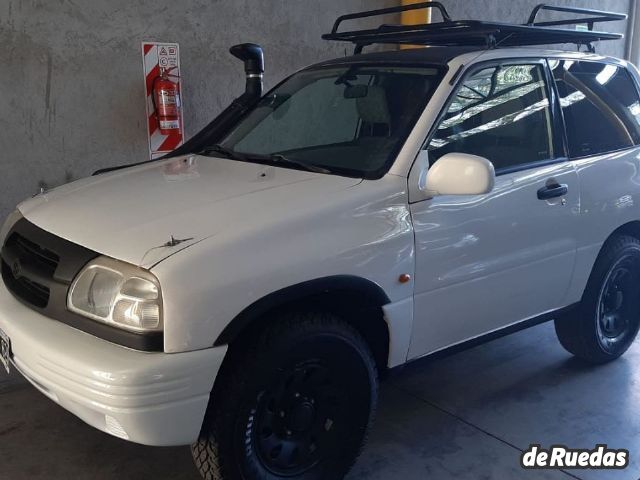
322;2;626;54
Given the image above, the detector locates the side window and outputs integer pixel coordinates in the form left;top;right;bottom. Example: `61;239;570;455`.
428;64;555;172
551;60;640;158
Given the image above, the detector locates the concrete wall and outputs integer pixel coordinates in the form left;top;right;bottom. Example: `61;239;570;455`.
0;0;635;221
0;0;396;219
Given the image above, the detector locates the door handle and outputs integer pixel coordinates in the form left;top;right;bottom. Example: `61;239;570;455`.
537;183;568;200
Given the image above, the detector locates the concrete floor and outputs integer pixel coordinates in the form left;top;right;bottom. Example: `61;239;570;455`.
1;322;639;480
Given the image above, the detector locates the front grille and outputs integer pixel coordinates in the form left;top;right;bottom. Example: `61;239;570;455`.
0;219;96;313
13;234;59;274
1;260;50;307
1;232;59;308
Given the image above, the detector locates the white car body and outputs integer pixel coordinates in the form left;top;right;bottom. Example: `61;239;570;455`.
2;47;640;446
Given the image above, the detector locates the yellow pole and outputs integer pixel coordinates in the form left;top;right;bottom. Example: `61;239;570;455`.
400;0;432;49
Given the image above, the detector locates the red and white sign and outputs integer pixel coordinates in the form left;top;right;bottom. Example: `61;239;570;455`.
142;42;184;159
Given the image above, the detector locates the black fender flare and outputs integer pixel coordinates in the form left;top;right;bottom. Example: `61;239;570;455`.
213;275;390;346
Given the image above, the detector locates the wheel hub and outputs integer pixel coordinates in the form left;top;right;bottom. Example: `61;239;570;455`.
596;259;640;350
250;362;343;476
289;400;316;432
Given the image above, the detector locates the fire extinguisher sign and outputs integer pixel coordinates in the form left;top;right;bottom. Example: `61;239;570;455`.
141;42;184;159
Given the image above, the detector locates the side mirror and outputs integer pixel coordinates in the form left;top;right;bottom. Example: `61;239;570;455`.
423;153;495;197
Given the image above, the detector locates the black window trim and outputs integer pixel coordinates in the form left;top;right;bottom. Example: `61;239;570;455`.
421;57;568;177
549;57;640;161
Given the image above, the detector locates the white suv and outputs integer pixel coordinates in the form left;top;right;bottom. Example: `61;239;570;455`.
1;4;638;480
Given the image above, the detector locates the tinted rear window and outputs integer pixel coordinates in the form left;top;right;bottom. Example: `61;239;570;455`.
551;60;640;158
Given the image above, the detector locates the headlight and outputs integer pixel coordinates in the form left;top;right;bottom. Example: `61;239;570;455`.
0;209;23;244
68;256;163;333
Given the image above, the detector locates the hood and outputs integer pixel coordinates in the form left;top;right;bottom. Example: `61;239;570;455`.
19;155;362;267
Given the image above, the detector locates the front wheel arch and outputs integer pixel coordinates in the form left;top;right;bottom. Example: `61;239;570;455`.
213;275;391;370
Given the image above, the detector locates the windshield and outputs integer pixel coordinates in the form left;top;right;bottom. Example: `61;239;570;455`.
217;64;445;178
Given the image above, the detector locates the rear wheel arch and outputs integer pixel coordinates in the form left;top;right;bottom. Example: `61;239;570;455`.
214;275;391;370
608;221;640;244
581;221;640;299
556;233;640;362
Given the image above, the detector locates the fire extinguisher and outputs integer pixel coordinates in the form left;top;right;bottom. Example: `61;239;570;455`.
152;67;181;135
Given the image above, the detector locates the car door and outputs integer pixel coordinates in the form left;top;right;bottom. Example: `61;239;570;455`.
408;59;580;360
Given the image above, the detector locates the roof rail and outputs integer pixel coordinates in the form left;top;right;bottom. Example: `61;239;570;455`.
322;2;627;54
527;4;627;30
329;2;452;35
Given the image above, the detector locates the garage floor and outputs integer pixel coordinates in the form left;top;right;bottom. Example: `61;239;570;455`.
1;321;639;480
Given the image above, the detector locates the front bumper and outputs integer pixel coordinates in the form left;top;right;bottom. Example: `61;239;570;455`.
0;279;227;446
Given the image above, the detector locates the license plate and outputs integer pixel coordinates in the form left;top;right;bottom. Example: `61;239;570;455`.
0;328;10;374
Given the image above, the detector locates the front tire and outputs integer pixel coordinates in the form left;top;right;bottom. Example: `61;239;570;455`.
555;235;640;363
192;312;378;480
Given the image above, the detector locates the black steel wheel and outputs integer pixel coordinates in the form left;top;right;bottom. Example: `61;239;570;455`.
192;312;378;480
555;235;640;363
595;254;640;352
251;361;348;476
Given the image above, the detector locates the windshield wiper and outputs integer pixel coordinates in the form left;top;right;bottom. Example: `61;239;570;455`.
269;154;331;174
197;145;330;174
197;144;247;160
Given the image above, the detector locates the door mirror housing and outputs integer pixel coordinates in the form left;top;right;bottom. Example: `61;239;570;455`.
423;153;495;197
